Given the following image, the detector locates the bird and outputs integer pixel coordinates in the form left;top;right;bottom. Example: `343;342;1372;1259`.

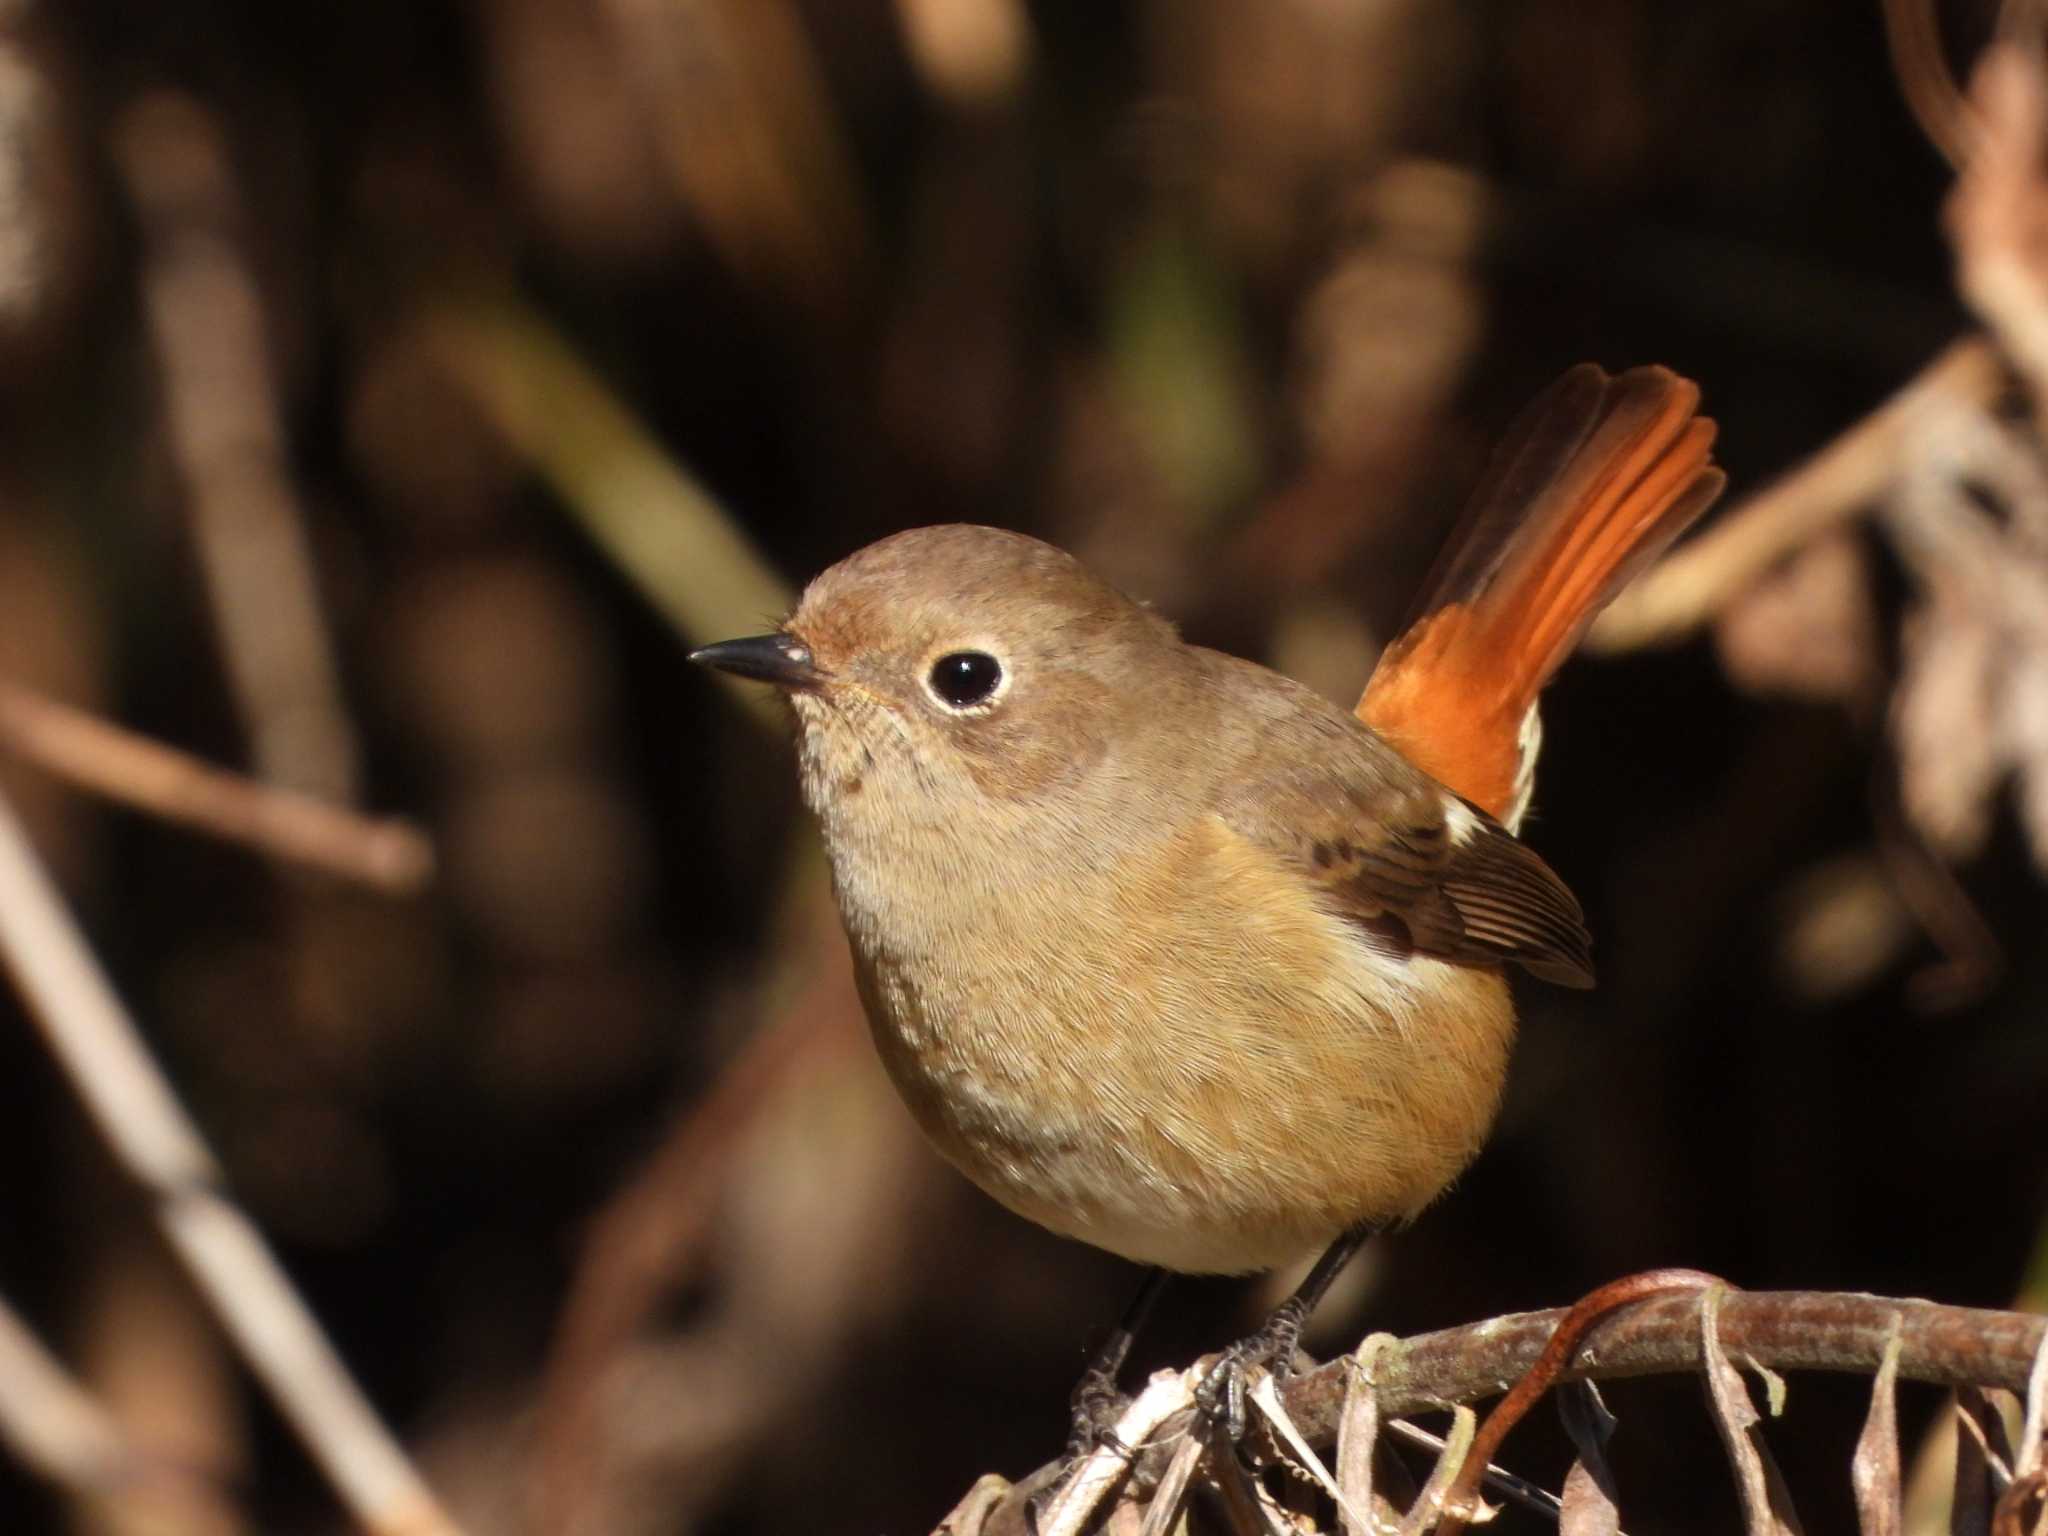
691;363;1723;1439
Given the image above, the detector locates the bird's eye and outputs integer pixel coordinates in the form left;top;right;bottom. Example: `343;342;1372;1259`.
927;651;1004;710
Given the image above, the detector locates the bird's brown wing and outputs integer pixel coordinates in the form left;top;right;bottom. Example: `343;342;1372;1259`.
1210;670;1594;987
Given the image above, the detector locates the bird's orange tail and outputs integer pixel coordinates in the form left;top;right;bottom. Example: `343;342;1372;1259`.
1358;365;1725;825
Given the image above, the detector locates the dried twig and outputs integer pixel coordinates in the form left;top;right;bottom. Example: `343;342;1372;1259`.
1880;0;1975;170
1434;1268;1721;1535
0;1291;244;1533
1267;1290;2047;1453
111;91;360;804
962;1288;2048;1535
0;679;432;892
0;783;465;1536
1587;338;2007;654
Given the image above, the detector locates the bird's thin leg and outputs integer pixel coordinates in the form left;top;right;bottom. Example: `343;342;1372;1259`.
1198;1224;1378;1441
1065;1266;1172;1458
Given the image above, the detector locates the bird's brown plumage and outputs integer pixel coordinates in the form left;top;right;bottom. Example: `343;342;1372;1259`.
692;364;1724;1276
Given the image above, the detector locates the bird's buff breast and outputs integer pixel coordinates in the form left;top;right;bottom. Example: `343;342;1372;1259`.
826;814;1518;1276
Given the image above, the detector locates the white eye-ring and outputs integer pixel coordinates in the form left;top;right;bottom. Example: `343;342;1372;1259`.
924;649;1008;712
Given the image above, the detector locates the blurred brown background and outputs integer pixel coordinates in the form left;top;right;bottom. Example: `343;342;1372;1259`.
0;0;2042;1532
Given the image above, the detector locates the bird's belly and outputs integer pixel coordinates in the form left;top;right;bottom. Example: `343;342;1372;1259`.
847;860;1518;1276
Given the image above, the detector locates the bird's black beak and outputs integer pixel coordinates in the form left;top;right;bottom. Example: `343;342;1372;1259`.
688;632;826;691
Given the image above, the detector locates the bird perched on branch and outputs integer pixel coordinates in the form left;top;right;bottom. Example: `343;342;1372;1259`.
693;363;1723;1441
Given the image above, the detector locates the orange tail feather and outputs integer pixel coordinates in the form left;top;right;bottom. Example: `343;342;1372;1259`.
1358;365;1725;823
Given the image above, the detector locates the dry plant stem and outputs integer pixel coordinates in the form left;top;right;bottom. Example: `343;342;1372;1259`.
425;300;793;728
1880;0;1974;169
1396;1403;1477;1536
0;784;466;1536
0;680;432;892
595;0;868;307
1700;1285;1804;1536
0;1291;136;1490
1032;1370;1197;1536
1432;1268;1722;1536
112;92;360;804
1176;1290;2048;1480
1587;337;2006;654
0;1292;245;1530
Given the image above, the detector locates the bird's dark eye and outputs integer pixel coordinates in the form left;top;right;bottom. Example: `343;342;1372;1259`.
927;651;1004;709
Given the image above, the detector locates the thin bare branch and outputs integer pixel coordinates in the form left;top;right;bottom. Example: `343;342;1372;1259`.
0;783;466;1536
1231;1290;2045;1476
0;1290;244;1534
111;90;361;804
424;299;794;730
1880;0;1976;169
1587;338;2007;654
0;680;432;892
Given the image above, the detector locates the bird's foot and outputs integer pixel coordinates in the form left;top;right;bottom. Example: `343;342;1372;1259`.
1193;1299;1310;1443
1064;1360;1136;1464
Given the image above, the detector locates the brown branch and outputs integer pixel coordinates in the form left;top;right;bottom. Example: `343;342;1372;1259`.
0;680;433;893
1271;1290;2047;1451
1433;1269;1722;1534
111;90;362;805
960;1289;2046;1535
0;781;467;1536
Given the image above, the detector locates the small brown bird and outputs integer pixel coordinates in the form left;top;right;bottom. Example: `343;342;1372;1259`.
693;364;1723;1430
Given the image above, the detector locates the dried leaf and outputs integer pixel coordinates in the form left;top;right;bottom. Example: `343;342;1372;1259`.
1336;1337;1393;1536
1559;1459;1621;1536
1701;1285;1805;1536
1747;1357;1790;1418
1136;1434;1205;1536
2019;1323;2048;1481
1853;1318;1905;1536
1251;1372;1369;1533
1954;1388;2012;1536
1989;1470;2047;1536
1209;1435;1294;1536
934;1473;1013;1536
1557;1380;1622;1536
